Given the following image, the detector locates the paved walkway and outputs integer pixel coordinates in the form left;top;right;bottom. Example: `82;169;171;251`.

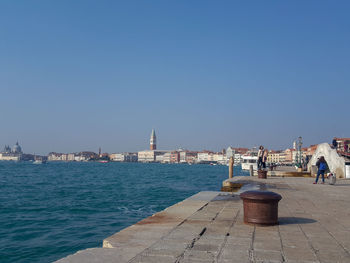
57;177;350;263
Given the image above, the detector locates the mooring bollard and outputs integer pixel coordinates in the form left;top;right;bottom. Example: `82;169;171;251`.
258;169;267;179
249;165;254;177
240;190;282;225
229;157;234;179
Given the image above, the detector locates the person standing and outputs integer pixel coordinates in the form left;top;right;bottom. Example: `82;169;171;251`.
313;156;328;184
262;148;268;169
332;138;338;149
257;146;264;169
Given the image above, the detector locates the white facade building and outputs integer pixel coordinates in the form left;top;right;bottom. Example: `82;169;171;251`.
110;153;126;162
0;142;23;161
197;152;211;163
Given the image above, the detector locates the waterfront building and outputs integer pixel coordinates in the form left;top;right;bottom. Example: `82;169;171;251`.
226;147;248;164
185;153;197;164
226;147;235;159
154;152;173;163
48;152;62;161
278;151;286;163
155;154;164;163
109;153;138;162
284;148;295;163
110;153;125;162
138;150;155;162
334;138;350;157
67;153;75;161
234;148;249;155
170;151;180;163
303;145;317;158
73;155;87;162
150;129;156;150
61;154;68;161
125;153;138;162
212;153;226;164
48;151;96;162
138;150;167;162
267;150;284;164
0;142;23;161
48;152;71;161
162;152;171;163
179;151;198;164
179;151;187;163
197;151;214;163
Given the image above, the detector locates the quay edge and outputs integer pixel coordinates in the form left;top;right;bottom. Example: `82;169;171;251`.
56;176;350;263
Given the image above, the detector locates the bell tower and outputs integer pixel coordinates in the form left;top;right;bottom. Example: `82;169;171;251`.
150;129;156;150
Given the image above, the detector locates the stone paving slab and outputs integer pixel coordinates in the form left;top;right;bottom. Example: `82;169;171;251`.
57;177;350;263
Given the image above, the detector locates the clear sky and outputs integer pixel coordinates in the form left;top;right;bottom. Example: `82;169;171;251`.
1;1;349;155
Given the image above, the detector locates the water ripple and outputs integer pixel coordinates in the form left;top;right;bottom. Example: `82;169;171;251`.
0;162;248;262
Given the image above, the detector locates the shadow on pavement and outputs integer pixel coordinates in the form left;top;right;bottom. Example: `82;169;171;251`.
279;217;316;225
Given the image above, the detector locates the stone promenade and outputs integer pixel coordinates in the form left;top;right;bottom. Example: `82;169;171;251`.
57;177;350;263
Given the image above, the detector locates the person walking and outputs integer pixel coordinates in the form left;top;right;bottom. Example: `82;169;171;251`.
258;146;264;170
313;156;328;184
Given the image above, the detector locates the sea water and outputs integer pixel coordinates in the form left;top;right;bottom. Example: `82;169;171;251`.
0;162;248;263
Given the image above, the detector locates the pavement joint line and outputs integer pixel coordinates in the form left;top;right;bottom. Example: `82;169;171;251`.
277;221;286;262
293;188;350;258
126;199;213;263
285;195;321;263
175;201;227;263
215;208;240;263
291;189;348;255
248;225;256;263
323;226;350;257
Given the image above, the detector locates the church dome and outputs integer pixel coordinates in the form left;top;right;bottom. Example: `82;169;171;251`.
12;142;22;154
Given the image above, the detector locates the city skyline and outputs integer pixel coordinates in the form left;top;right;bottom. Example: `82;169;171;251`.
1;1;349;154
0;130;330;156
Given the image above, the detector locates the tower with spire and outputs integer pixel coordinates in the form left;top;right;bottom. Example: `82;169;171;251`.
150;129;156;150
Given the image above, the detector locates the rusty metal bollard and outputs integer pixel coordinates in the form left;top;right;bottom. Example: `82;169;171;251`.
258;169;267;179
240;191;282;225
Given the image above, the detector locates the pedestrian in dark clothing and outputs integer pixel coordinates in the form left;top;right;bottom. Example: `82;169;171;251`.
332;138;337;149
313;156;328;184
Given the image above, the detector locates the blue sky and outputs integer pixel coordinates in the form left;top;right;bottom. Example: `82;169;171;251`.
0;1;349;154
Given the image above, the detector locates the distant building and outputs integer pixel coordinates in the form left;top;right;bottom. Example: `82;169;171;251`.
212;153;226;164
226;147;235;159
179;151;198;164
138;150;167;162
48;152;62;161
284;148;295;163
267;150;285;164
170;151;180;163
48;151;96;162
0;142;23;161
110;153;137;162
334;138;350;157
155;154;164;163
150;129;156;150
197;151;214;163
109;153;125;162
162;152;171;163
68;153;75;161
